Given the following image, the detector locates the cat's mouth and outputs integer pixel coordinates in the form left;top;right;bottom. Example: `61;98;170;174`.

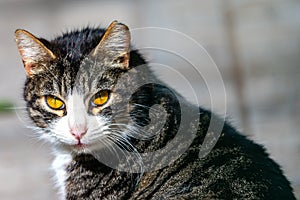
75;141;85;148
61;134;108;153
66;138;88;151
71;142;89;154
71;140;105;153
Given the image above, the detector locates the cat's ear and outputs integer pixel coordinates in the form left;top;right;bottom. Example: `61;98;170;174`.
92;21;130;69
15;29;56;76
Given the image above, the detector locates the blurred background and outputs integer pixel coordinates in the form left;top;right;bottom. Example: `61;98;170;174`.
0;0;299;199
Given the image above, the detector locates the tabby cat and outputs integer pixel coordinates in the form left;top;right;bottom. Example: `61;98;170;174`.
15;21;296;199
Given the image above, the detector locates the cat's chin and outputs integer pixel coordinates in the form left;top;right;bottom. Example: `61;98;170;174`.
56;141;107;155
72;143;88;153
53;142;86;154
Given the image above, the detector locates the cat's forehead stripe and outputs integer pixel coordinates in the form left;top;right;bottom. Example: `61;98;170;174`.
51;28;105;63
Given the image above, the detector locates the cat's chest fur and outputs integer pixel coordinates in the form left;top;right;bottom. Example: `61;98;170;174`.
52;154;72;199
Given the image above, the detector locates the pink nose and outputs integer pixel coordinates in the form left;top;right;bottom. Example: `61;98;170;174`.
70;126;87;141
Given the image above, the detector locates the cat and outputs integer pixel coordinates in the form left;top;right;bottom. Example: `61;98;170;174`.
15;21;296;200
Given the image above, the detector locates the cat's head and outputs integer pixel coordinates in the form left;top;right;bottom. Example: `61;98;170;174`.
15;21;149;154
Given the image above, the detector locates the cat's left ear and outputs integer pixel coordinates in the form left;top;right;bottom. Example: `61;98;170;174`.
15;29;56;76
92;21;130;69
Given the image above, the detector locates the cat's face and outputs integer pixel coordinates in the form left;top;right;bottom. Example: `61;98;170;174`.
15;21;146;154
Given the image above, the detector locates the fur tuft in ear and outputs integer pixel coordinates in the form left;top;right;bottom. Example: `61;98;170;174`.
92;21;131;69
15;29;56;76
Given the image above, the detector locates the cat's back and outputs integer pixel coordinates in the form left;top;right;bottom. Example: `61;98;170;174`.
132;109;296;200
195;114;295;199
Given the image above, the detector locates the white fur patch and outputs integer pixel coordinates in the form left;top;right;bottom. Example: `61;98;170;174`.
51;153;72;200
67;92;88;129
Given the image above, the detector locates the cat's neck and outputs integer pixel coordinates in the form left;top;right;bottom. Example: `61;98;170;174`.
65;154;139;199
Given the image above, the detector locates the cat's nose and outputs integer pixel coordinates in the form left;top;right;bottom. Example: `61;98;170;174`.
70;126;87;141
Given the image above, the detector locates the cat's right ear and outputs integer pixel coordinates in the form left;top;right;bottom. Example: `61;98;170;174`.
15;29;56;77
91;21;131;70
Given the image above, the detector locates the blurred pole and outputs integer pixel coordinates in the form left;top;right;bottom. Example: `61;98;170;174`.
221;1;251;135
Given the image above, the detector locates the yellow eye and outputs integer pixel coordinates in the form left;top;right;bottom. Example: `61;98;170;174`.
45;95;65;110
92;90;110;106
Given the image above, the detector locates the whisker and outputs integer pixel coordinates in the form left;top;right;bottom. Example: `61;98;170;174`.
131;103;161;112
108;123;156;140
106;135;143;173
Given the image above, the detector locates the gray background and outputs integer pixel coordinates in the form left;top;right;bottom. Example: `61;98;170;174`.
0;0;299;199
